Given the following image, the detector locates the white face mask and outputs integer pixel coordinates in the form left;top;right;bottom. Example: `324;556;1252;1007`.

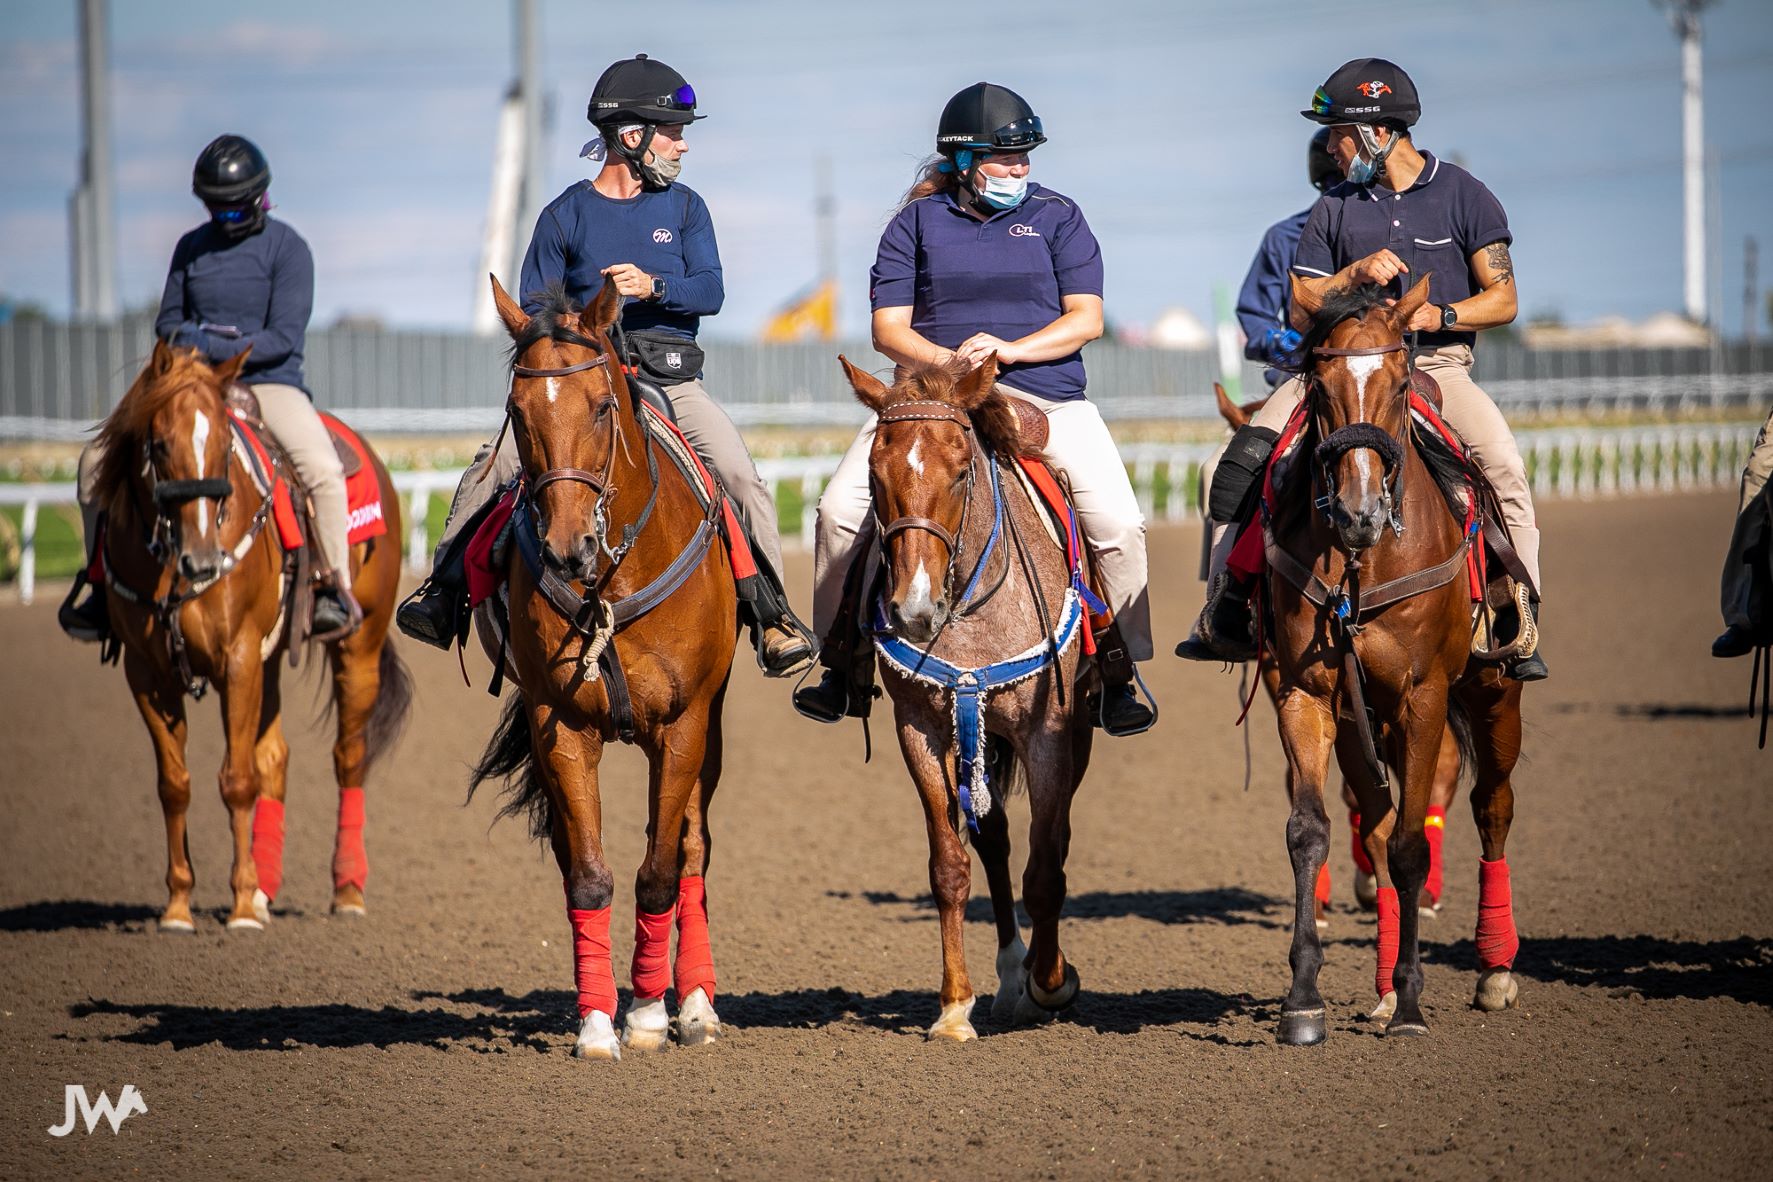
976;170;1028;210
641;148;682;187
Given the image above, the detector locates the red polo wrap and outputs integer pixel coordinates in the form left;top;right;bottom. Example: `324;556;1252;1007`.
1476;857;1520;969
1375;885;1401;998
251;797;285;902
674;876;716;1002
332;787;367;892
631;906;676;1000
568;904;617;1019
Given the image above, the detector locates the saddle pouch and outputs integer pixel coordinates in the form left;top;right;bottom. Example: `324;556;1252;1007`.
1209;424;1279;524
626;331;704;387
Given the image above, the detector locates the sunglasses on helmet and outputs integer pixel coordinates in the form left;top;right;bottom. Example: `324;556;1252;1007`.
210;204;255;223
990;115;1043;150
644;83;696;111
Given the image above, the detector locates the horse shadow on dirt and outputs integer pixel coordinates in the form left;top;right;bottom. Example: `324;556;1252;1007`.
0;900;161;932
1416;933;1773;1007
826;886;1288;931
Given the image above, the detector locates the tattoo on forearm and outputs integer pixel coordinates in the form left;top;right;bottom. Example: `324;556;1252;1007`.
1484;242;1514;286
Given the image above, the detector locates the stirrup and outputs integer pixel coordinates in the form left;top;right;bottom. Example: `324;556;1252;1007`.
396;577;463;650
792;667;850;724
58;571;112;644
310;576;363;643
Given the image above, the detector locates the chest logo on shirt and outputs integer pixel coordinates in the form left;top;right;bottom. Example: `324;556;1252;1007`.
652;228;673;244
1008;224;1041;238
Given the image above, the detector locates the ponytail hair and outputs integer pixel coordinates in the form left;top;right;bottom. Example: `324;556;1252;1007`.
899;154;961;209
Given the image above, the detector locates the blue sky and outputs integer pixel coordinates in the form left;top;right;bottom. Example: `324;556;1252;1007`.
3;0;1771;339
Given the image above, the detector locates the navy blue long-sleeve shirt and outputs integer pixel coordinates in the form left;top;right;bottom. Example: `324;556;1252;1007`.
518;181;723;340
154;218;314;392
1235;207;1309;389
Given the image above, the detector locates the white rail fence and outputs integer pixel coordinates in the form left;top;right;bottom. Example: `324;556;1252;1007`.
2;421;1761;605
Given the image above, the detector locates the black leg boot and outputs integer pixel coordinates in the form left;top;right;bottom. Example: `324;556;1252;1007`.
792;557;876;723
1091;622;1157;736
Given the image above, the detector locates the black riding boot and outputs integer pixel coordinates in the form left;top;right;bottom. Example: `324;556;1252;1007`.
1090;622;1156;736
397;572;465;650
792;557;875;723
58;570;112;643
1175;575;1258;663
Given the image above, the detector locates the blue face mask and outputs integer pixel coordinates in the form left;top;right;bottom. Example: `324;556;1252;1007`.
976;171;1028;210
1345;125;1395;186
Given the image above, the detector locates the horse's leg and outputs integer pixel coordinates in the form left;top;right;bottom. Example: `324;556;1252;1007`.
1422;720;1460;916
975;741;1026;1024
537;708;619;1060
1013;721;1085;1026
326;626;382;916
674;682;727;1048
249;665;288;925
1382;684;1451;1037
1275;690;1335;1045
216;650;266;929
896;715;978;1041
621;711;707;1054
125;652;195;931
1344;777;1378;910
1461;677;1525;1012
1336;725;1398;1021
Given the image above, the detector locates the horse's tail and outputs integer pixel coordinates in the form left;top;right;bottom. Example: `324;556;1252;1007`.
468;693;553;842
987;736;1026;802
361;640;414;779
1446;693;1478;792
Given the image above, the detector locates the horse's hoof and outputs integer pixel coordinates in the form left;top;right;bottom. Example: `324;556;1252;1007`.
927;996;977;1042
1277;1007;1328;1046
675;987;722;1047
331;886;367;917
251;889;271;925
1314;917;1330;933
573;1011;622;1061
158;916;195;933
1474;968;1519;1012
1354;872;1378;911
1419;897;1442;920
1029;962;1081;1011
622;997;671;1053
1367;990;1398;1022
990;935;1029;1023
225;915;265;932
1385;1018;1431;1037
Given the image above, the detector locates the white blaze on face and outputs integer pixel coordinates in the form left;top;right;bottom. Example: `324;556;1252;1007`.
191;410;211;537
906;438;923;476
1343;353;1385;418
546;377;560;405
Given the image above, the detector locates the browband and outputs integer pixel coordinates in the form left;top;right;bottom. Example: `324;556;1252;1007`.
513;355;610;378
1311;342;1408;358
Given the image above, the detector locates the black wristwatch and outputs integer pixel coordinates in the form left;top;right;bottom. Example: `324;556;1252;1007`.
650;276;667;301
1439;304;1458;330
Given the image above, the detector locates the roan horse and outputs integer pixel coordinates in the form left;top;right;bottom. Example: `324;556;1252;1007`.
469;277;736;1060
1264;275;1524;1043
89;341;409;929
837;354;1094;1040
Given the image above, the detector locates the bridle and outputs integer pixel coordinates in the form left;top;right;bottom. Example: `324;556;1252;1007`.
1306;339;1410;541
869;401;981;608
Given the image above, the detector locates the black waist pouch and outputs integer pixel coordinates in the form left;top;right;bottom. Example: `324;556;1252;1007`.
626;331;704;387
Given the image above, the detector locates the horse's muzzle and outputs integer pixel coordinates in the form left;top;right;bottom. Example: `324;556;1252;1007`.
887;594;948;644
543;534;601;585
177;547;226;583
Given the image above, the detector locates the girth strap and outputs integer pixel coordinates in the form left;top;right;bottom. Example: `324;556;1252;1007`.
1265;533;1470;618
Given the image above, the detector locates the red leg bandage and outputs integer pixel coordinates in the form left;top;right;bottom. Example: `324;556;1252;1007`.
1476;857;1520;970
568;904;617;1019
1375;886;1401;998
1349;809;1375;876
1424;806;1447;905
674;876;716;1002
631;906;676;1000
332;787;367;893
1313;861;1331;907
251;797;285;902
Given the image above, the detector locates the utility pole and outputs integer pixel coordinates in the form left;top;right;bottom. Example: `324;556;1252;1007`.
472;0;546;333
512;0;545;288
1746;237;1759;345
1659;0;1713;325
70;0;118;322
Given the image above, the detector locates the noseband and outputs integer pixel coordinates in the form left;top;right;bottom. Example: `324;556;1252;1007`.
871;401;978;585
1308;340;1410;538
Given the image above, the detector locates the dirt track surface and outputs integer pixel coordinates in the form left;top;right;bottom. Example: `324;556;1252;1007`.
3;491;1769;1180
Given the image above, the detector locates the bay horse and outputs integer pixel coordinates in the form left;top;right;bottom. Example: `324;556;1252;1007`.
89;341;409;930
468;276;736;1060
1211;384;1460;923
1263;275;1524;1044
837;354;1094;1041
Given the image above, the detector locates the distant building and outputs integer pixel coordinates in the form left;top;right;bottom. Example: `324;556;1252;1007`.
1149;306;1212;350
1523;312;1713;349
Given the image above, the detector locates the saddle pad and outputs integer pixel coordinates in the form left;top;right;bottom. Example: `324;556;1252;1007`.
638;403;757;581
1014;455;1099;654
466;487;520;608
319;413;387;545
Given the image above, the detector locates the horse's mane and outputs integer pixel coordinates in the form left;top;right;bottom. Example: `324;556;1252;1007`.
884;359;1021;460
510;283;604;361
1298;282;1394;360
91;346;225;503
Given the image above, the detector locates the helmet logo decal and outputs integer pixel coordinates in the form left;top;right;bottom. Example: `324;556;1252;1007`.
652;228;673;244
1357;80;1393;98
1008;224;1041;238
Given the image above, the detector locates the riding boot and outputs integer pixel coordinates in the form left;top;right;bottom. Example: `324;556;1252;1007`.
396;490;506;650
1506;600;1548;682
737;547;815;677
1089;621;1157;736
311;572;363;643
1175;573;1258;663
792;557;876;723
1713;622;1759;658
58;570;112;644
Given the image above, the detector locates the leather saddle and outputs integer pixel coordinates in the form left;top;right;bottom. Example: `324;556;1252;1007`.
1409;368;1443;412
1004;395;1049;455
226;383;362;478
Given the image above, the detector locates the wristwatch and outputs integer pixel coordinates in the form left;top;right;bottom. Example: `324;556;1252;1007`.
650;276;667;301
1439;304;1458;330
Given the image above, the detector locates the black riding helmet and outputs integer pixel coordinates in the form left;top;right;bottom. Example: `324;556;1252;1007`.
936;82;1046;163
587;54;701;128
193;134;271;204
1301;58;1421;128
1308;127;1340;192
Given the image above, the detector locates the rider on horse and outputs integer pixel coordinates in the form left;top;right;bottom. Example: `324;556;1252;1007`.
793;82;1156;736
1236;129;1342;391
1178;58;1548;682
396;54;813;677
61;134;360;643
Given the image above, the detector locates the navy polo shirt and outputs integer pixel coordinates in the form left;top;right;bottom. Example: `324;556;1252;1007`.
869;184;1104;401
1237;207;1310;388
154;218;314;391
1292;153;1511;350
519;181;723;340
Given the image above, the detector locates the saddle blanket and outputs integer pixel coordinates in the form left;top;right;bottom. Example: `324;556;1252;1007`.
229;410;386;552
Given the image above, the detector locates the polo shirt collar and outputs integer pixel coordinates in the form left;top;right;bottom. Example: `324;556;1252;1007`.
1365;151;1441;199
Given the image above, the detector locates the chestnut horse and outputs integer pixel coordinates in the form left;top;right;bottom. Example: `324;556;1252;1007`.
469;277;736;1060
1265;276;1524;1044
838;355;1094;1041
89;342;409;930
1211;384;1459;923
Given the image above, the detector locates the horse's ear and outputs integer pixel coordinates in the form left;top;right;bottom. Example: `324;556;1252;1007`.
953;353;999;409
490;274;529;337
150;339;176;375
838;354;891;412
211;344;253;387
1391;272;1433;328
1288;273;1323;322
579;273;623;337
